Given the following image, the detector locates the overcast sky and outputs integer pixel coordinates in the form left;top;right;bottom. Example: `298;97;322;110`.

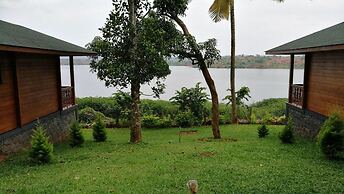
0;0;343;55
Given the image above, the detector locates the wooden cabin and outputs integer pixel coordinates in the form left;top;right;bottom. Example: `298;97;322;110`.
0;20;95;153
266;22;344;138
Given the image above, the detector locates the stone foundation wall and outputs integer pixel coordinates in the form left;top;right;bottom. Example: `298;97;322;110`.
286;103;327;138
0;106;77;154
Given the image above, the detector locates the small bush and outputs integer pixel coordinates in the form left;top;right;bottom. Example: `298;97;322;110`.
158;116;174;128
29;123;54;164
69;121;84;147
93;118;107;142
79;107;106;125
257;124;269;138
175;111;195;128
142;114;161;128
279;118;294;144
317;113;344;159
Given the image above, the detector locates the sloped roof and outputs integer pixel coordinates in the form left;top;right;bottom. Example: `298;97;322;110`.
266;22;344;54
0;20;95;56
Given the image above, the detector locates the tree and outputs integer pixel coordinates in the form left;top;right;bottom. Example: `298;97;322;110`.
87;0;179;143
154;0;222;139
209;0;284;124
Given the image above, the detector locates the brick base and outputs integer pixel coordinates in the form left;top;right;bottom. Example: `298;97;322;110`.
286;103;327;139
0;106;77;154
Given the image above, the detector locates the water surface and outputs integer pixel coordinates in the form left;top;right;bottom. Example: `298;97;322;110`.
61;66;304;103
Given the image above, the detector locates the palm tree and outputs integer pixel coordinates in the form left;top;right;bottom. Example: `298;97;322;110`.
209;0;284;124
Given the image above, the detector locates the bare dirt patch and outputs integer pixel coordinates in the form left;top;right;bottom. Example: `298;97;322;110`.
199;151;216;157
0;153;7;162
198;137;238;142
178;130;198;135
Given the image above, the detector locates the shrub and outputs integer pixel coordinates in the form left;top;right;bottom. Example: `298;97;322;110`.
279;118;294;144
77;97;115;117
93;118;107;142
158;116;174;128
79;107;106;125
257;124;269;138
142;114;161;128
175;111;195;128
141;99;178;117
170;83;209;123
29;123;54;164
69;121;84;147
251;98;287;120
317;113;344;159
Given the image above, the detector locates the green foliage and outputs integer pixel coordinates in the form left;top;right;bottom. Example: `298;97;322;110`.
87;1;178;95
79;107;106;125
251;98;287;121
317;113;344;159
142;114;174;129
263;115;286;125
154;0;189;17
92;118;107;142
279;118;294;144
77;97;115;118
29;123;54;164
141;99;178;117
170;82;209;124
142;114;161;128
112;92;132;124
257;124;269;138
175;110;196;128
158;116;174;128
224;86;251;107
69;121;84;147
77;96;287;128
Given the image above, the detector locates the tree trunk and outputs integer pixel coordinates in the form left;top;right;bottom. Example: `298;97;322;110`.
199;64;221;139
230;0;238;124
173;15;221;139
128;0;142;142
130;80;142;143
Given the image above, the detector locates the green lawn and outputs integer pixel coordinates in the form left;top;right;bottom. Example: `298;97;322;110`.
1;125;343;193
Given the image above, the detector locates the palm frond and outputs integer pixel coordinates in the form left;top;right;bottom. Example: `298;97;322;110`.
208;0;231;22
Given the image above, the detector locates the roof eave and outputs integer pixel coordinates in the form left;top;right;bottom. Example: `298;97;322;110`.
266;44;344;55
0;44;97;56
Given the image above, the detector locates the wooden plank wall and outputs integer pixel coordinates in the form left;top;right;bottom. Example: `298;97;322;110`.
306;50;344;117
16;54;59;125
0;52;18;133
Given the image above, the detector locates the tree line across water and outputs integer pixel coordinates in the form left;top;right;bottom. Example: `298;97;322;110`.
61;55;305;69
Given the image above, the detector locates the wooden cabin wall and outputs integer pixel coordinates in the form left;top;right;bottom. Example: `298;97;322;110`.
16;54;59;125
306;50;344;117
0;53;18;134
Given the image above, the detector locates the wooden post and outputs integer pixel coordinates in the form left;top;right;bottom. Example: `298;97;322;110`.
56;56;63;111
10;54;22;127
288;54;295;103
69;56;76;105
302;53;311;109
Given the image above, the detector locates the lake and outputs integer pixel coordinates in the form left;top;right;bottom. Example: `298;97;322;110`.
61;65;304;103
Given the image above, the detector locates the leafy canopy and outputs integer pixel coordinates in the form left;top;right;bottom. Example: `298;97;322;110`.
87;0;180;97
154;0;221;69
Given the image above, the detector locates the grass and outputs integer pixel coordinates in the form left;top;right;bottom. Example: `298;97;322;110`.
1;125;343;193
